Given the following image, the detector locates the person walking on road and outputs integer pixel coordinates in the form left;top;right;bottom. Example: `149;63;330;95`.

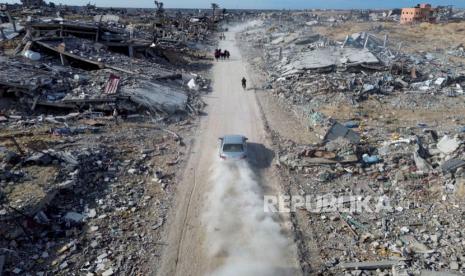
214;49;220;61
241;77;247;90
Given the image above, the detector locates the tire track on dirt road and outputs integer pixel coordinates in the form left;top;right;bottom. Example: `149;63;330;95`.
157;23;300;276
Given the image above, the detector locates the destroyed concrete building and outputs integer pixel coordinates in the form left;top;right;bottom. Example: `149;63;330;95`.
1;3;465;276
0;4;216;275
238;11;465;275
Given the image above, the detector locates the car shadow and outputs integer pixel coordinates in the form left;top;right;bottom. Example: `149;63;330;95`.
247;142;274;170
197;110;208;116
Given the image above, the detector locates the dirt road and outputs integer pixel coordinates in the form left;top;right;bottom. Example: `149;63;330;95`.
157;24;300;276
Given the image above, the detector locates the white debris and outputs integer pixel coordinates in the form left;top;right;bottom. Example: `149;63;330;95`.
437;135;460;154
102;268;114;276
23;50;42;61
87;208;97;218
187;78;198;90
434;77;446;86
400;226;410;234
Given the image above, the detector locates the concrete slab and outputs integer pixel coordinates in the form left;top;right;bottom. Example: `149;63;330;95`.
123;81;188;114
0;23;24;41
283;47;379;71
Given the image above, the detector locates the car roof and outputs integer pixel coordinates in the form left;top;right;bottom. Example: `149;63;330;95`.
222;135;246;144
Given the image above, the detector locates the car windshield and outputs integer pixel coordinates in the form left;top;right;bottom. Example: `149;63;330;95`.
223;143;243;152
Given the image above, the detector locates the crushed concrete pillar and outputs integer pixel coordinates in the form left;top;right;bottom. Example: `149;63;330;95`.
5;11;16;32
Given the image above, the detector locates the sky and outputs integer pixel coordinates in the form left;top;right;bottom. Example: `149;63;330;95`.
3;0;465;9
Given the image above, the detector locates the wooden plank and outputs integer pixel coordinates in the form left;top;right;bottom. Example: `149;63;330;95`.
338;260;403;270
31;95;40;111
59;53;68;66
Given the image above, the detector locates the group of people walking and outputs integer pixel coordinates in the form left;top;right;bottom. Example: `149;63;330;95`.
213;34;248;90
214;49;230;61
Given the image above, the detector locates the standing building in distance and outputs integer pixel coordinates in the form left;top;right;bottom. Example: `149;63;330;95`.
400;3;437;24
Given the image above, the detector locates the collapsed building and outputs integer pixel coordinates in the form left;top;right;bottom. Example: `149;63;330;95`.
239;13;465;275
0;13;213;115
20;0;47;8
0;5;217;275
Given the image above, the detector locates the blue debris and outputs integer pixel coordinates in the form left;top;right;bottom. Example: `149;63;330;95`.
344;121;359;129
363;154;380;164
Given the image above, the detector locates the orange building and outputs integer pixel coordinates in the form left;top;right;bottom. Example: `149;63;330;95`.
400;3;436;24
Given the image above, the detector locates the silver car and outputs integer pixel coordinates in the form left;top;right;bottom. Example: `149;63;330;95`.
218;135;248;160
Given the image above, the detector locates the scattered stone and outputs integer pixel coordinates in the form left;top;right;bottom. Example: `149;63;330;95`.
449;261;459;270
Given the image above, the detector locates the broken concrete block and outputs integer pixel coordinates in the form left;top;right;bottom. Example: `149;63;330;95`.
24;153;53;165
395;78;409;88
435;77;446;86
187;78;198;90
282;47;379;72
456;178;465;199
324;122;360;144
449;261;460;270
86;209;97;218
102;268;114;276
59;261;68;269
441;159;465;173
437;135;460;154
122;81;188;114
401;235;434;254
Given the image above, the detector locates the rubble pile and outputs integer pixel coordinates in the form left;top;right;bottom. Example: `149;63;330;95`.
238;15;465;275
0;54;210;116
241;21;465;113
273;125;465;275
0;4;216;275
0;15;214;116
0;109;197;274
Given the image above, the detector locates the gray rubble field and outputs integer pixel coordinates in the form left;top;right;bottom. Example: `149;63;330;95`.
238;9;465;276
1;2;465;276
0;3;215;275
